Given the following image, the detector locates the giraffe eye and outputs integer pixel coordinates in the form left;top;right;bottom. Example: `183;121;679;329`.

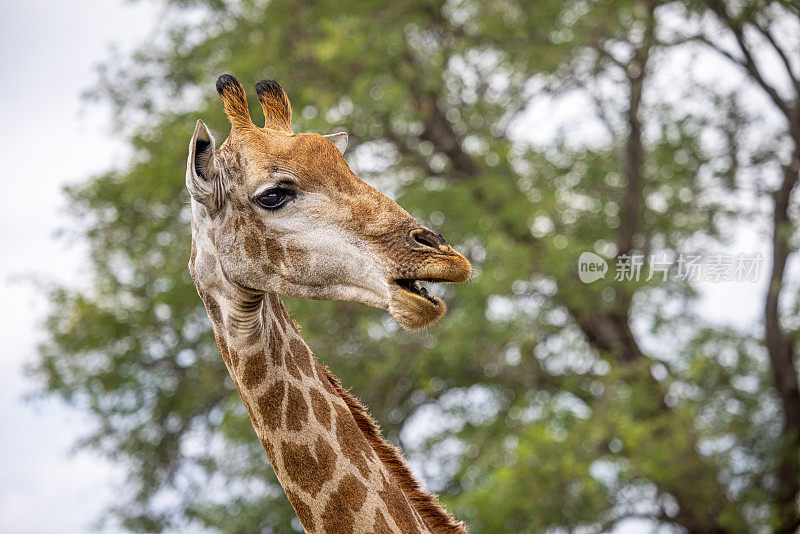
255;187;295;210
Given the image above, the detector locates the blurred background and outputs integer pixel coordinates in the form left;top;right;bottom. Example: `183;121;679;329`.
2;0;799;532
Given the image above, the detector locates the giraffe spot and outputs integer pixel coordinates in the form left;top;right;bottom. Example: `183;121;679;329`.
228;349;239;370
244;231;262;260
245;326;263;347
285;348;303;380
280;436;336;496
205;294;223;324
271;296;289;332
285;385;309;432
257;380;286;431
373;509;394;534
333;403;375;478
289;338;315;377
260;437;275;462
379;472;420;533
252;217;267;234
240;350;268;389
268;292;283;315
317;364;339;395
263;237;285;265
283;307;297;331
268;327;283;366
310;387;332;430
321;474;368;534
269;293;286;332
286;489;315;531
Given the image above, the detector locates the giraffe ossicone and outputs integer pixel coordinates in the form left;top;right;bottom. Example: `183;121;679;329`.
186;73;471;533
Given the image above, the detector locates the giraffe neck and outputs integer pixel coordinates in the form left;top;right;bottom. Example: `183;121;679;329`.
195;280;463;533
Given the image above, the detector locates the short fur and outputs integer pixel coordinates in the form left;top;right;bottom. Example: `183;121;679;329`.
317;364;467;533
217;74;253;129
255;79;293;132
186;73;472;533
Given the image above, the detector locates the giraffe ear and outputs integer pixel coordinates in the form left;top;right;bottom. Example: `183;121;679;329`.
186;119;223;210
324;132;348;155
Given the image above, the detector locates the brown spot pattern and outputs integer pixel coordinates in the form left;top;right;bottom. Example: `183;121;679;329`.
268;327;283;366
263;236;285;265
285;347;302;379
280;306;295;332
374;509;394;534
228;349;239;370
269;294;287;331
317;363;339;395
289;338;314;377
245;326;263;347
285;385;309;432
244;231;262;260
240;350;268;389
188;76;471;533
256;380;286;431
286;489;315;531
260;437;275;461
315;363;465;533
321;474;368;534
334;403;374;478
205;294;223;324
310;387;332;430
379;472;423;533
280;436;336;496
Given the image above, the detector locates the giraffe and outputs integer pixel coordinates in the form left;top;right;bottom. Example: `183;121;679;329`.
186;74;472;533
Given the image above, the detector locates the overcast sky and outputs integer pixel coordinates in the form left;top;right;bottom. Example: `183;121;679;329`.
0;1;159;532
0;1;774;533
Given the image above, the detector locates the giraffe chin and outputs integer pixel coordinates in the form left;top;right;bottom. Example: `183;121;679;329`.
388;283;448;330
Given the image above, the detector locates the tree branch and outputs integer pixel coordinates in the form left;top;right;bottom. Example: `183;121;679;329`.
616;0;655;257
703;0;793;120
751;15;800;97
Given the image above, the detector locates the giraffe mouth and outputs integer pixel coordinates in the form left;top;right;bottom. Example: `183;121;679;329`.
387;256;471;329
394;278;443;307
388;277;452;329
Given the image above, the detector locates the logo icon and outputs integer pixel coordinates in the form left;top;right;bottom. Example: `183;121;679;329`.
578;252;608;283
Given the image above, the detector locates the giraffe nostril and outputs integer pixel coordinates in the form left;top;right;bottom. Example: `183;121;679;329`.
410;228;448;252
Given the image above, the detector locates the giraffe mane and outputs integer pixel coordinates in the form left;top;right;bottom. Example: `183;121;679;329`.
316;363;468;534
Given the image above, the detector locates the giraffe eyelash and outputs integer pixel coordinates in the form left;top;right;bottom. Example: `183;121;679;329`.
253;177;297;199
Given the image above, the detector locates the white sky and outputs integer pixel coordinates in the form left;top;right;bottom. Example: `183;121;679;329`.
0;1;778;533
0;1;159;532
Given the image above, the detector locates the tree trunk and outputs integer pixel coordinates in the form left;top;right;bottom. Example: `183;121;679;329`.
765;146;800;534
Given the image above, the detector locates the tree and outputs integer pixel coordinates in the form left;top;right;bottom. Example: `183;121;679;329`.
674;2;800;530
32;0;798;531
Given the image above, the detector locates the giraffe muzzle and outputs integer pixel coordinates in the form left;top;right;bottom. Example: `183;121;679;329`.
386;241;472;329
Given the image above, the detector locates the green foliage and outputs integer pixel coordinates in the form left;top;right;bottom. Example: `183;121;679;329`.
31;0;798;532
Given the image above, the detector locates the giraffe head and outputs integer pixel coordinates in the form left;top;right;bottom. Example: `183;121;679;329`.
187;74;471;329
